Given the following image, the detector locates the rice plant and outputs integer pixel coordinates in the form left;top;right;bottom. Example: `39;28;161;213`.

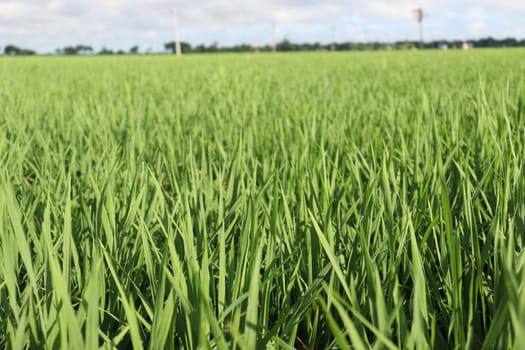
1;50;524;349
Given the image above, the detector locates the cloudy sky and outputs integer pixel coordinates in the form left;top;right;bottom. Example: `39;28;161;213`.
0;0;523;53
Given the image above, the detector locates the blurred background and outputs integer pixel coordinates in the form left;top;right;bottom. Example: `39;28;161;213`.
0;0;524;54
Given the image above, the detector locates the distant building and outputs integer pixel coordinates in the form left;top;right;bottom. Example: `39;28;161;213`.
440;43;448;50
462;42;473;50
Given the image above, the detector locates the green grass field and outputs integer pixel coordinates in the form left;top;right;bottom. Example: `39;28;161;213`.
1;50;525;349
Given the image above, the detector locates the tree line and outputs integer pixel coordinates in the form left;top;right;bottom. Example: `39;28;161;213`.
164;37;525;53
2;44;141;56
3;37;525;56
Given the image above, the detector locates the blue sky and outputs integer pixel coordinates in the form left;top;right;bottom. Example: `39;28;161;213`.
0;0;523;53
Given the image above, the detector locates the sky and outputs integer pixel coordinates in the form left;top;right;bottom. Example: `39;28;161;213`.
0;0;524;53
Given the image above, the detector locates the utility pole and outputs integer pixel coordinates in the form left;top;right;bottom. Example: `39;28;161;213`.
331;26;336;51
171;8;182;56
413;8;424;49
272;21;277;52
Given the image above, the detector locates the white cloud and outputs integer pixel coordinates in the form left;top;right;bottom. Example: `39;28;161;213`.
467;21;486;36
366;1;420;21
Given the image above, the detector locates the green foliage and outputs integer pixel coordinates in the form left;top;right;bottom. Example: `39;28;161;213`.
55;45;94;55
1;50;525;348
3;44;36;55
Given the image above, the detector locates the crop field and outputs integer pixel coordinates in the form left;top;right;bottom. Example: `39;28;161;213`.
1;50;525;349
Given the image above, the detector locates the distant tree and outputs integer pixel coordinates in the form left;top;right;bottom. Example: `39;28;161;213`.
63;46;78;55
45;37;525;57
259;45;273;52
4;44;36;55
165;41;192;54
164;42;174;53
208;41;218;52
4;45;21;55
98;47;114;55
77;45;93;54
184;42;193;53
229;44;253;52
276;38;296;51
55;45;93;55
501;37;517;47
194;44;207;53
476;37;497;48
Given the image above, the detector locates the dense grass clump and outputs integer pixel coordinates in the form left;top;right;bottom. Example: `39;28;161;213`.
1;50;525;349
